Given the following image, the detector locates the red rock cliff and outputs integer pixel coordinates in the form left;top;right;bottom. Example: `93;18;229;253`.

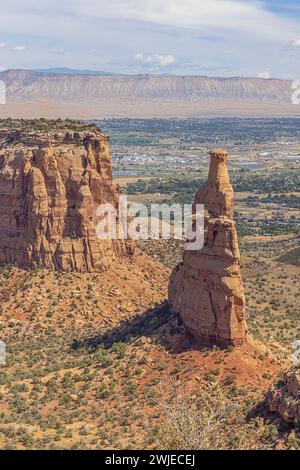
0;127;133;271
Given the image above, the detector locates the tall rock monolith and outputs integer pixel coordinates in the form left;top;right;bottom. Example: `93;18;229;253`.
168;149;247;347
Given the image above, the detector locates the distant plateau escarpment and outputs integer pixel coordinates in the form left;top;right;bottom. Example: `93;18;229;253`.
0;69;298;119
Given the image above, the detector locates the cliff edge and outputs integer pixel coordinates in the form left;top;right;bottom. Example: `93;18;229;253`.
0;120;133;271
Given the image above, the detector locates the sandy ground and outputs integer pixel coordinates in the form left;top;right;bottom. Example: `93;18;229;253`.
1;99;300;119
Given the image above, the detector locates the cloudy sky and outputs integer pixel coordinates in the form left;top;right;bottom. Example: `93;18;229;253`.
1;0;300;78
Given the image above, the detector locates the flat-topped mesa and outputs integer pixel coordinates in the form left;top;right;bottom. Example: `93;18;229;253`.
0;125;133;272
168;149;247;348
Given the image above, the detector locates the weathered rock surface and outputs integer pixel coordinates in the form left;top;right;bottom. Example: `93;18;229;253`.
168;149;247;347
267;368;300;423
0;122;133;271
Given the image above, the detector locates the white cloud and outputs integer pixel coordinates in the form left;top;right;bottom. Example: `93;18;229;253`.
135;53;176;66
150;54;176;66
0;1;299;77
0;42;27;52
69;0;300;43
291;39;300;48
0;1;298;43
12;45;27;51
134;53;144;61
49;48;66;55
257;71;270;79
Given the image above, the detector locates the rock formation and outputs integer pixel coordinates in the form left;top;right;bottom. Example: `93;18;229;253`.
169;149;247;347
0;122;133;271
267;368;300;423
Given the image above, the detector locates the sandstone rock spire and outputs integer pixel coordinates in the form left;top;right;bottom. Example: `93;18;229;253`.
195;149;234;219
168;149;247;347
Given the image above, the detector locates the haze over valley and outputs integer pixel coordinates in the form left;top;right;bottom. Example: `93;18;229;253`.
0;69;299;119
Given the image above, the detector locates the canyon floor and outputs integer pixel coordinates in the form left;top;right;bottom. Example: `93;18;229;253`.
1;101;300;120
0;241;299;450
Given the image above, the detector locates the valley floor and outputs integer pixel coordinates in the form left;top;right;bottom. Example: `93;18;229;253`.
0;241;299;450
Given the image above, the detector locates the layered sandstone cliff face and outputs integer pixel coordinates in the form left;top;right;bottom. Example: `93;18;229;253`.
0;123;133;271
168;149;247;347
267;368;300;423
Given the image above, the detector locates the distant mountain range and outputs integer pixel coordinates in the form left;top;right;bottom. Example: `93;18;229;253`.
0;68;297;119
0;68;293;103
32;68;123;76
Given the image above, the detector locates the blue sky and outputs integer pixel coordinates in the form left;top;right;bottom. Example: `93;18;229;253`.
1;0;300;78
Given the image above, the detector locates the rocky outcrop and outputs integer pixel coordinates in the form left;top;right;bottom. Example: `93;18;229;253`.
267;368;300;423
0;124;133;271
168;149;247;347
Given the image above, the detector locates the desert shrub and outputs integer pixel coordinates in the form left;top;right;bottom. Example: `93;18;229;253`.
154;385;232;450
111;342;127;359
